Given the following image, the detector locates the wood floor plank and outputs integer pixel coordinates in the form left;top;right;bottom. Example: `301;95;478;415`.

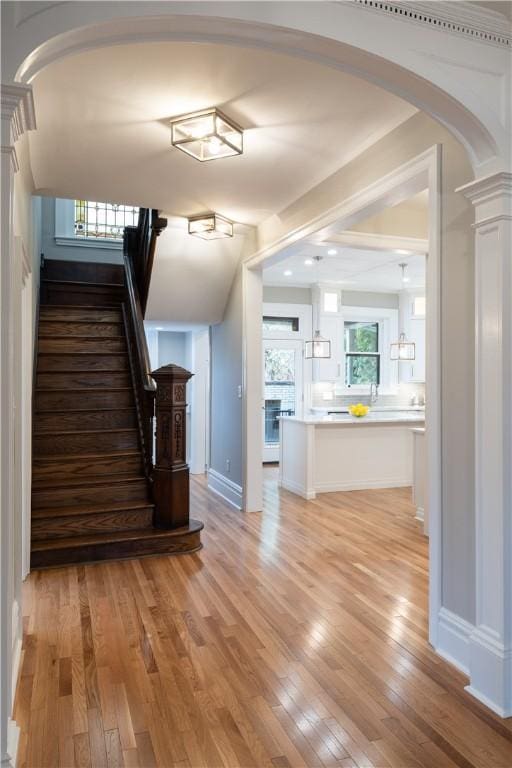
16;470;512;767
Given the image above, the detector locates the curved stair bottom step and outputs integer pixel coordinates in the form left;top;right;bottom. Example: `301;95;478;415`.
30;519;204;569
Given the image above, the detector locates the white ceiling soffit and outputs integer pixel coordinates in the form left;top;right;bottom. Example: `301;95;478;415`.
144;219;245;326
29;41;417;226
263;242;426;293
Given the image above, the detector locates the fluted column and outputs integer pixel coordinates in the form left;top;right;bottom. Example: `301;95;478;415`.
459;172;512;716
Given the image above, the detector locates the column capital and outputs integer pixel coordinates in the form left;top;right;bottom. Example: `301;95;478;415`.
457;172;512;227
1;83;36;142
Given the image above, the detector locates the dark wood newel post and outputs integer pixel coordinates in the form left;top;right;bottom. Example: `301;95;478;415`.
151;364;193;529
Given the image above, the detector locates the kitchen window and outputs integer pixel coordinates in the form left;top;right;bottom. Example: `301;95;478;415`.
344;320;380;386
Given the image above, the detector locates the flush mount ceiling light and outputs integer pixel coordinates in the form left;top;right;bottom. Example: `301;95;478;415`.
170;108;243;162
390;332;415;361
305;256;331;359
188;213;233;240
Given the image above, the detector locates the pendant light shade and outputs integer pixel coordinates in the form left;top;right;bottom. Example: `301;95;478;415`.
305;331;331;359
305;255;332;359
390;332;415;361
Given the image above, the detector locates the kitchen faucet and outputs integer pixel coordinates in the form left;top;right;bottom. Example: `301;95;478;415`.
370;382;379;404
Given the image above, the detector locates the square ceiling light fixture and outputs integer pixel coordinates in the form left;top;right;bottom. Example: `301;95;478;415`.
188;213;234;240
170;108;243;162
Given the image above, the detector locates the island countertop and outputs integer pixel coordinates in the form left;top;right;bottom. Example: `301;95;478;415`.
280;411;425;426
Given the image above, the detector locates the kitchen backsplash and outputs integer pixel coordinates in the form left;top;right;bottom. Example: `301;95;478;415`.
310;381;426;409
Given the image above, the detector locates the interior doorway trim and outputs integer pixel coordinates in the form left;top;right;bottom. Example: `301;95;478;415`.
242;144;442;648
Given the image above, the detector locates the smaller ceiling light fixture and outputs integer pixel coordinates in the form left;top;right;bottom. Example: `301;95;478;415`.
305;256;331;359
170;108;243;162
188;213;233;240
390;332;415;361
399;262;411;283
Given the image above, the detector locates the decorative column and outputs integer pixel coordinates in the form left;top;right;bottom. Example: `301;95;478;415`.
151;364;193;529
459;172;512;716
1;83;35;768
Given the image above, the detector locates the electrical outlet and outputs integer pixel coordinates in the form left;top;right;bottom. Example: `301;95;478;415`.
237;385;242;399
226;458;231;473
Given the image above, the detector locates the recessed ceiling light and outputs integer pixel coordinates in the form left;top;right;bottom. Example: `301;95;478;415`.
155;327;164;331
284;270;293;277
327;248;337;256
396;249;411;255
170;107;243;162
304;259;313;266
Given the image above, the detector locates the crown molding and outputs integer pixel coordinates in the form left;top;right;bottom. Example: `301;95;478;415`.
1;83;36;142
351;0;511;47
1;145;20;173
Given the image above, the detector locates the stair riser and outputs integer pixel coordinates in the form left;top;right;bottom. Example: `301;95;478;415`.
31;529;202;568
32;481;149;509
33;454;143;482
35;390;133;411
37;354;129;373
32;508;154;540
43;284;124;307
38;338;126;353
39;321;124;337
37;372;131;390
40;308;122;323
34;410;138;432
34;430;139;456
42;261;124;285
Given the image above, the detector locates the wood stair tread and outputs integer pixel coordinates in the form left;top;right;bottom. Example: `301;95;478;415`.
42;279;124;289
34;428;137;436
33;474;146;491
33;450;141;463
32;500;154;520
31;521;203;551
35;387;132;392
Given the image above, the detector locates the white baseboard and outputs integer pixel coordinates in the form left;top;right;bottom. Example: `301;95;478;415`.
315;478;411;493
436;607;473;676
415;506;424;522
466;626;512;717
207;469;243;510
279;477;316;500
1;719;20;768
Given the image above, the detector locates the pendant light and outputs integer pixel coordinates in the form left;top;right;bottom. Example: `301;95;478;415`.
390;332;415;361
390;263;415;360
305;256;331;359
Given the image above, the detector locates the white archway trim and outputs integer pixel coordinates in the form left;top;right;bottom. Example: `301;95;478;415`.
8;5;503;172
318;230;428;255
242;144;443;647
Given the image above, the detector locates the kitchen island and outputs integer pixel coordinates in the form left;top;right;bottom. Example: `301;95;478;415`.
279;411;425;499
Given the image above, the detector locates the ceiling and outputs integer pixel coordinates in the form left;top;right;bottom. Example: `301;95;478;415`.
30;41;417;227
263;241;426;293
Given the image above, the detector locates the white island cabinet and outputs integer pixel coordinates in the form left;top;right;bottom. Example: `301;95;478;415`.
279;412;425;499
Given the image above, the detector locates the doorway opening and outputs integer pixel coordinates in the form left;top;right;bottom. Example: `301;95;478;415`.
243;146;441;645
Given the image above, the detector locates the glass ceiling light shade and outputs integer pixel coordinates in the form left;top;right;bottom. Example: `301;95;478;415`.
170;108;243;162
390;332;415;361
188;213;233;240
305;331;331;359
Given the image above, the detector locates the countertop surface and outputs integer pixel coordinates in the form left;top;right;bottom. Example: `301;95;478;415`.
281;411;426;426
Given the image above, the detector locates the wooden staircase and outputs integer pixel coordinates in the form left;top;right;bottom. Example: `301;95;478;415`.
31;258;202;568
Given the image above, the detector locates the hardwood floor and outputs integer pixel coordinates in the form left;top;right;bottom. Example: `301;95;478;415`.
14;470;512;767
